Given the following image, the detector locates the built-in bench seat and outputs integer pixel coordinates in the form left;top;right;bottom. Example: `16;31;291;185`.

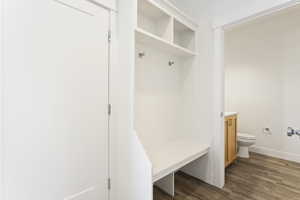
146;138;210;196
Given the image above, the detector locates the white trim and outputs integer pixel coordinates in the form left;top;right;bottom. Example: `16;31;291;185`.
0;0;4;198
250;146;300;164
213;0;300;189
212;28;225;188
108;9;117;200
108;10;111;200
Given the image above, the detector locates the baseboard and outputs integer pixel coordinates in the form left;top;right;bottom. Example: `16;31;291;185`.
250;146;300;163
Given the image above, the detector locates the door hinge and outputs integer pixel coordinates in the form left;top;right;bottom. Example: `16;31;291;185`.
108;30;111;43
108;178;111;190
108;104;112;116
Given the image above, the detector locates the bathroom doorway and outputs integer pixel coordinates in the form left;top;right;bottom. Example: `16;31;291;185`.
213;1;300;188
224;3;300;163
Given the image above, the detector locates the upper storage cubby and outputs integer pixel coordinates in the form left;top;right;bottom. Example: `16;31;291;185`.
136;0;197;57
138;0;173;42
174;19;196;51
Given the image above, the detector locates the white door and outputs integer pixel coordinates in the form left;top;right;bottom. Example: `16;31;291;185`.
3;0;110;199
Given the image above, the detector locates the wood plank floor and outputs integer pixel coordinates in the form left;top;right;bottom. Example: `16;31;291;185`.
154;153;300;200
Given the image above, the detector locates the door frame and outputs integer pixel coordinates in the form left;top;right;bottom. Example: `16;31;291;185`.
212;0;300;188
0;1;117;199
0;0;4;198
107;8;117;200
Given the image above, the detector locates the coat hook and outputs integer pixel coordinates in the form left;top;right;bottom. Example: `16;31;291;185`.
138;52;145;58
168;61;175;66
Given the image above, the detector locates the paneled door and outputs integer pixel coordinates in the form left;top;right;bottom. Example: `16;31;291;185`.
3;0;110;199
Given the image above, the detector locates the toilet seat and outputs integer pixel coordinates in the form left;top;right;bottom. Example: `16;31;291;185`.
238;133;256;141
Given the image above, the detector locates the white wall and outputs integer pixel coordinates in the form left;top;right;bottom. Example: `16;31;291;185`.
225;5;300;162
213;0;296;27
135;44;186;150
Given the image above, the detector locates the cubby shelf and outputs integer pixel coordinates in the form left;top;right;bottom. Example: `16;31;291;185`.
138;0;173;42
136;0;197;57
135;28;197;57
174;19;196;52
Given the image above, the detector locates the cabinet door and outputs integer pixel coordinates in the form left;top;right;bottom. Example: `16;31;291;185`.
228;116;237;163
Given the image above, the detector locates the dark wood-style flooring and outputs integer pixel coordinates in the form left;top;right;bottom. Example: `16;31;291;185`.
154;153;300;200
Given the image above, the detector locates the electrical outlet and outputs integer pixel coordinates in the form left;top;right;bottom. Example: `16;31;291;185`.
263;128;272;135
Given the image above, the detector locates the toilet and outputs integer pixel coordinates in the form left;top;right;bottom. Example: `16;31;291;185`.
237;133;256;158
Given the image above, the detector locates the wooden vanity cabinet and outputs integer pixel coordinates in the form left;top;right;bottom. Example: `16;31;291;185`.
225;114;237;167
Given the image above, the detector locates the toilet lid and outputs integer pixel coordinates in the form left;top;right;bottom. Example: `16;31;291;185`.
238;133;256;140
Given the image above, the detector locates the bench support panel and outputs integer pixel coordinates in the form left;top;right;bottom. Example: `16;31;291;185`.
181;154;210;182
154;173;175;197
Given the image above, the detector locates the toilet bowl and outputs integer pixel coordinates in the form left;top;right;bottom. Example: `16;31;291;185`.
237;133;256;158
